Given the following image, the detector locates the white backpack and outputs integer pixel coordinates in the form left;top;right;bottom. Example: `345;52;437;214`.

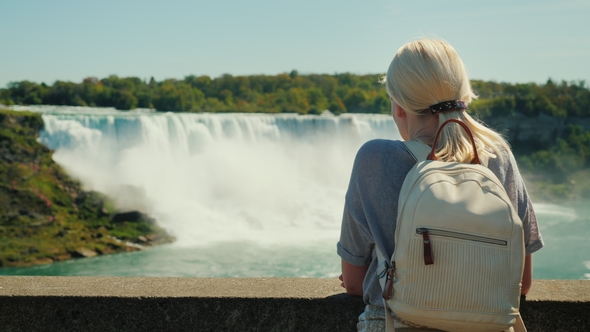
377;119;526;332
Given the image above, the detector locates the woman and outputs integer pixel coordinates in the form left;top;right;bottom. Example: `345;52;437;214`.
337;38;544;331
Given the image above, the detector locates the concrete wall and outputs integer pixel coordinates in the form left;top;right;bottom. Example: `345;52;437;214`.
0;277;588;331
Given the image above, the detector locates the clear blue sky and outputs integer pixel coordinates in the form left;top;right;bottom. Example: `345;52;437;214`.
1;0;588;88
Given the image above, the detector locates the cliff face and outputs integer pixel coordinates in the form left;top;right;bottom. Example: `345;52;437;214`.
485;115;590;149
0;110;174;268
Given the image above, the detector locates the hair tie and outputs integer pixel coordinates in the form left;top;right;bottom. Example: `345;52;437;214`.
420;100;468;114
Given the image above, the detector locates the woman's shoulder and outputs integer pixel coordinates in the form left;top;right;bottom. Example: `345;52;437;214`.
356;139;408;159
353;139;416;173
486;145;520;182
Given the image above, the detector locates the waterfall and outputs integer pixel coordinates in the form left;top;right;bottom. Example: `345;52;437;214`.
36;107;400;247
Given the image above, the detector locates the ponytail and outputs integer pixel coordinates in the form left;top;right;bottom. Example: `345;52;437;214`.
385;38;510;164
435;110;510;165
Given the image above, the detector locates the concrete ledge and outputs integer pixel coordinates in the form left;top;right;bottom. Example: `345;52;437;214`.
0;277;588;331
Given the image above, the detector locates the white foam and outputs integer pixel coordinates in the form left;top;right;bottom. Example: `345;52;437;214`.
533;202;579;227
36;107;399;247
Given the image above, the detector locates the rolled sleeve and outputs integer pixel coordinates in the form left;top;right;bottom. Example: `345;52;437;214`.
522;199;544;255
337;242;371;266
337;206;373;266
494;149;544;255
525;237;544;255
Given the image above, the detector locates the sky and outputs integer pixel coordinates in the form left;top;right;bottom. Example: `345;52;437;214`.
1;0;589;88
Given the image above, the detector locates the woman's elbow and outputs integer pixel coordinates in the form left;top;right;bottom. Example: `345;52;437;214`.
521;255;533;295
341;259;368;297
344;284;364;297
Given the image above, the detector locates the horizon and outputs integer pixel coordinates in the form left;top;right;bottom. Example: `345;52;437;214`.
2;0;589;88
2;71;584;88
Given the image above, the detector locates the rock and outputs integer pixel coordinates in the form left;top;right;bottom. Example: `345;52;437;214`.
20;246;39;254
2;212;18;223
72;248;98;258
137;235;148;243
124;246;141;252
111;211;153;223
54;254;72;261
2;153;15;162
17;209;43;220
96;246;115;255
75;191;86;202
31;257;54;265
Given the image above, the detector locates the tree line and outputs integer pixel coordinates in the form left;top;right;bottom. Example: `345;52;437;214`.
2;72;588;118
470;79;590;118
0;71;389;114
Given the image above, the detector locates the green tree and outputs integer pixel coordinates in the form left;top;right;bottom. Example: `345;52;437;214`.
343;88;369;113
329;97;346;114
371;93;390;114
45;81;83;106
6;81;47;105
490;96;516;117
306;87;328;111
535;95;566;118
112;90;138;110
153;82;203;112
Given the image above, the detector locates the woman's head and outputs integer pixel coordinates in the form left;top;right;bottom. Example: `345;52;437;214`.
385;39;476;115
385;38;510;164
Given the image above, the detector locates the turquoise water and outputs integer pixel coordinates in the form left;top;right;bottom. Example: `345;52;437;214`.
532;201;590;279
0;242;341;278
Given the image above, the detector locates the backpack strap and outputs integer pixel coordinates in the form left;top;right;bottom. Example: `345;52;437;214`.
402;140;431;163
383;298;396;332
427;119;481;164
514;314;528;332
376;247;396;332
378;140;431;332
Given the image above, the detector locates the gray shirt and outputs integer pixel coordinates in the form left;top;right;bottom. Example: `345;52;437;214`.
337;139;544;306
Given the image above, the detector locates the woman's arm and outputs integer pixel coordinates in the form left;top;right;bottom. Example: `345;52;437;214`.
340;259;369;296
521;254;532;295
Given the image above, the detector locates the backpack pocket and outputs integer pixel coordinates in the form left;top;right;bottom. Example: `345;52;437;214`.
416;227;507;246
416;227;508;265
415;227;508;265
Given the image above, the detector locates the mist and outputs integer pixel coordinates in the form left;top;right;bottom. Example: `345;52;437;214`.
39;110;399;247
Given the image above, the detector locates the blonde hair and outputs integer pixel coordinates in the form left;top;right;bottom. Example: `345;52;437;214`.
385;38;510;164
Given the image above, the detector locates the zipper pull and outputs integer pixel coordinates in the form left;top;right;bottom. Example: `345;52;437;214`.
382;261;396;300
417;228;434;265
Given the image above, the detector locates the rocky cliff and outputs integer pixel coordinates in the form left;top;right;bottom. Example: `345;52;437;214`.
485;114;590;149
0;110;174;268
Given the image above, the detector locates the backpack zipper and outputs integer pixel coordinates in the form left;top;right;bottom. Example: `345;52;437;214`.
415;227;508;265
381;261;396;301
